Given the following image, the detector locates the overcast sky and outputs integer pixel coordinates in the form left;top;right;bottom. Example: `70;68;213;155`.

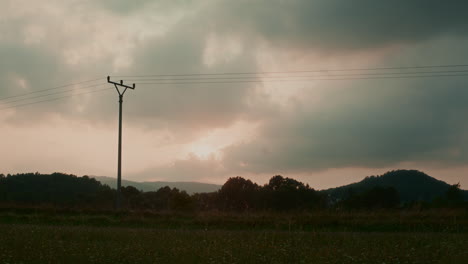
1;0;467;189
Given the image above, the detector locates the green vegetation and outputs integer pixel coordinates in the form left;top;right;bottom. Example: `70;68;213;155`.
0;209;467;263
0;224;466;264
0;208;467;232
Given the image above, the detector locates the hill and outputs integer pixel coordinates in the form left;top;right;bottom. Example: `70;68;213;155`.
93;176;221;194
0;172;113;206
323;169;468;203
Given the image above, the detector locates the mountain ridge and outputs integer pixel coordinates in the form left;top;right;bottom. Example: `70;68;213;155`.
92;176;221;194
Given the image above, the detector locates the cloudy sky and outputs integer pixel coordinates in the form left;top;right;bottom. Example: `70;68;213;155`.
1;0;467;189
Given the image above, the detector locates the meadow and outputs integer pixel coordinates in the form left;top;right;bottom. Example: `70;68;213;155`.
0;209;467;263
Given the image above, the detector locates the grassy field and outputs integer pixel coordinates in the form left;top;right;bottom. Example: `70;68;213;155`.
0;209;467;263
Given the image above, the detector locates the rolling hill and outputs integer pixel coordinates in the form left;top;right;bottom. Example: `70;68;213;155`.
93;176;221;194
323;169;468;203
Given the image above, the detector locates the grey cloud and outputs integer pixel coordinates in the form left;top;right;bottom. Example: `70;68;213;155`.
0;1;267;138
0;39;115;126
96;0;196;15
8;0;468;130
133;155;225;182
222;36;468;173
96;0;154;14
209;0;468;51
223;77;468;173
0;43;71;121
101;16;269;134
0;44;59;96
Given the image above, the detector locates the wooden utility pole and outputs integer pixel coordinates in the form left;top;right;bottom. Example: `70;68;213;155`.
107;76;135;209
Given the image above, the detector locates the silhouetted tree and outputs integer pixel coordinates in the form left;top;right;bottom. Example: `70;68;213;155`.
445;183;463;203
169;189;193;211
218;177;260;211
265;175;323;211
121;186;141;208
192;192;218;211
126;186;194;211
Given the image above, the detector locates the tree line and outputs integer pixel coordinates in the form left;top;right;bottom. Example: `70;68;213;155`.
0;172;465;211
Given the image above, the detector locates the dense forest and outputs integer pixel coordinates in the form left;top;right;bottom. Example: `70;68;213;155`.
0;170;466;211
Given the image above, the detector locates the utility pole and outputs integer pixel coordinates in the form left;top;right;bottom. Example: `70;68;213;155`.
107;76;135;209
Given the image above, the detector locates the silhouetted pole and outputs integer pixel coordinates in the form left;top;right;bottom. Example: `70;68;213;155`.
117;93;123;208
107;76;135;209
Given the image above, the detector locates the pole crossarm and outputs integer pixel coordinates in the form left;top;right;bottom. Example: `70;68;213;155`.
107;76;135;96
107;76;136;90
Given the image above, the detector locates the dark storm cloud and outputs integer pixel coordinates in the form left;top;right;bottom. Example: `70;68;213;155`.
209;0;468;51
223;67;468;173
0;0;271;135
0;42;78;123
0;44;59;97
0;38;113;125
101;16;271;134
5;0;468;128
198;1;468;173
97;0;154;13
96;0;197;16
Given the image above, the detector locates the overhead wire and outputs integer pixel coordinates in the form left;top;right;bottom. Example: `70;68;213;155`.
133;73;468;85
2;63;468;110
0;77;104;102
111;64;468;78
0;87;113;111
0;82;108;106
122;69;468;82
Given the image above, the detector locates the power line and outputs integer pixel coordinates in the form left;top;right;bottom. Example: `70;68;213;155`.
5;73;463;111
3;64;468;104
0;83;107;106
133;73;468;86
123;70;468;82
2;63;468;110
111;64;468;78
0;77;104;102
0;87;113;111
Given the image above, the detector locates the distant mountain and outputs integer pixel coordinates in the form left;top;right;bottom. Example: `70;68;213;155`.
323;170;468;203
93;176;221;194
